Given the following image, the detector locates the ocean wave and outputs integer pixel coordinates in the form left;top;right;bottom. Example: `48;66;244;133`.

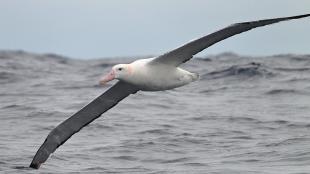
41;53;71;64
199;86;228;94
226;116;262;124
82;167;107;172
264;137;310;147
288;55;310;62
287;123;310;129
265;89;305;95
271;54;310;61
160;157;192;164
138;128;173;135
0;71;19;83
274;67;310;72
201;62;274;80
112;155;138;161
1;104;36;111
94;62;116;68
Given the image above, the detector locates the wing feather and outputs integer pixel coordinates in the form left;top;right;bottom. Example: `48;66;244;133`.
30;81;138;169
151;14;310;66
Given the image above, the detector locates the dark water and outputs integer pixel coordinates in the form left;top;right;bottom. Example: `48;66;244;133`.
1;50;310;174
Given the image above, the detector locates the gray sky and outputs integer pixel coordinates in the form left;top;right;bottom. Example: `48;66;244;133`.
0;0;309;59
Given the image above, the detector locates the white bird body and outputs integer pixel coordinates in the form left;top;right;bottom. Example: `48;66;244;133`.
122;58;199;91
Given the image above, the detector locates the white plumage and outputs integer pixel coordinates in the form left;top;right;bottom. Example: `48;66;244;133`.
101;58;199;91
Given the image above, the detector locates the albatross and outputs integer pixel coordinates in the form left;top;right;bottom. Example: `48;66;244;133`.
30;14;310;169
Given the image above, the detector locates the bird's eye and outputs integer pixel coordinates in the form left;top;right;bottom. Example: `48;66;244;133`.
118;68;123;71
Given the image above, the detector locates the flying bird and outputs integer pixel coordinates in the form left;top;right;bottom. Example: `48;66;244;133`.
30;14;310;169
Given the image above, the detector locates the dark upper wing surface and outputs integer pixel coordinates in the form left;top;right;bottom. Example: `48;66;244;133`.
151;14;310;66
30;81;138;169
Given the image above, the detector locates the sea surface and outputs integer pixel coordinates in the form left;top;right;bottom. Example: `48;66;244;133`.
1;50;310;174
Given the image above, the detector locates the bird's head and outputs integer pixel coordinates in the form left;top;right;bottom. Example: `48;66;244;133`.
99;64;133;85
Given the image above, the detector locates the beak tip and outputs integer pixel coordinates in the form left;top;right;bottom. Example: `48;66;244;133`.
99;80;106;86
99;70;115;86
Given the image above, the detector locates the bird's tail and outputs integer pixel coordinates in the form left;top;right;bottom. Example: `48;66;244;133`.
191;72;200;81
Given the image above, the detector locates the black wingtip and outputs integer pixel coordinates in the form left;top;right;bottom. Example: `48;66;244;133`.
29;162;41;169
288;13;310;20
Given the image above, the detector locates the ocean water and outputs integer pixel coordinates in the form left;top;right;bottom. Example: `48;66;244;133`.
0;50;310;174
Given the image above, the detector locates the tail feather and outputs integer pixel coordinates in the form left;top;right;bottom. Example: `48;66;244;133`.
191;72;200;81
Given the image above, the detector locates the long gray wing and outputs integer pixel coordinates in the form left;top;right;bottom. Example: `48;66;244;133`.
30;81;138;169
151;13;310;67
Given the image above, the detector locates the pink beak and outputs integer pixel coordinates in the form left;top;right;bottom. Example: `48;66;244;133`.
99;70;115;85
